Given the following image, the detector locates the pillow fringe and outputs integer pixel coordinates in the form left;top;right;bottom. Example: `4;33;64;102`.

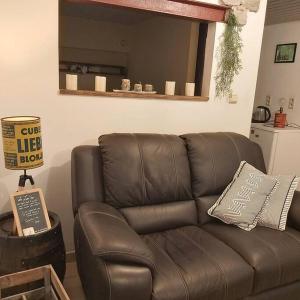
279;177;299;231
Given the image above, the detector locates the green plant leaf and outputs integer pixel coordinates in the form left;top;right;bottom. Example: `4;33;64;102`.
215;11;243;98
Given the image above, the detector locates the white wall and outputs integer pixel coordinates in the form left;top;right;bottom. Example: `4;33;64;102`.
254;21;300;124
0;0;267;251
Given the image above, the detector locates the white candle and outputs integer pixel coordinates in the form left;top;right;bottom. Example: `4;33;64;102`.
165;81;176;96
66;74;78;90
95;76;106;92
185;83;195;97
134;83;142;92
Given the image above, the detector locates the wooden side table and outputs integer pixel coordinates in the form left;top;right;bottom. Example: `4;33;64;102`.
0;211;66;281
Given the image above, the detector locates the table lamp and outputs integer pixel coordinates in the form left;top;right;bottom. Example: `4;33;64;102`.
1;116;43;189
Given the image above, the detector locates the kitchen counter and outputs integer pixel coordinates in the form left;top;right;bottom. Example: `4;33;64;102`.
251;123;300;133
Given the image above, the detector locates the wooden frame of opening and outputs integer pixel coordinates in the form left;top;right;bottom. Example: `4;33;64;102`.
66;0;227;22
60;89;209;101
61;0;228;101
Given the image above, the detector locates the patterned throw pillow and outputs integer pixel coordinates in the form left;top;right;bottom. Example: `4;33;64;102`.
208;161;277;231
258;175;299;231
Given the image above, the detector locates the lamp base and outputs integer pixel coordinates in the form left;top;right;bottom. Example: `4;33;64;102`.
14;170;36;234
18;170;35;189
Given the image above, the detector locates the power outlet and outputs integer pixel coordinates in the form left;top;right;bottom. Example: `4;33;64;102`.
266;95;271;106
289;98;295;110
228;94;238;104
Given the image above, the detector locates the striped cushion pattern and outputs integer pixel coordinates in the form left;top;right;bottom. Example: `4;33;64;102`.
259;175;299;231
208;161;277;231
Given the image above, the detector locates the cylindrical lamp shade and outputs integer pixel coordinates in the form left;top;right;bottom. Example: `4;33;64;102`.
1;116;43;170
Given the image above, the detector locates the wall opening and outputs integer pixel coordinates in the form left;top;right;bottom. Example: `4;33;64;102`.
59;0;223;100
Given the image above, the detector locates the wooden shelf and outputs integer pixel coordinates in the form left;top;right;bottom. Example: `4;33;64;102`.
67;0;227;23
59;89;209;102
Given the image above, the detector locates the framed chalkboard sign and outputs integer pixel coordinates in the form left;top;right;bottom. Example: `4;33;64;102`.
10;188;51;236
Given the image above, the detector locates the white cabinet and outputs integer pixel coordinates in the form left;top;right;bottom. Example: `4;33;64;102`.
250;124;300;183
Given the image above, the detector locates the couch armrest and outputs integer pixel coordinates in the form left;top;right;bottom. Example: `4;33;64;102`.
288;191;300;230
77;202;156;271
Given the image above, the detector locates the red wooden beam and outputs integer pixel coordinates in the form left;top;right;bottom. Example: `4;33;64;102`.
67;0;227;22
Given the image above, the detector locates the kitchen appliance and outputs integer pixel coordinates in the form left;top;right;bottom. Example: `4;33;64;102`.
252;106;271;123
274;107;287;128
250;123;300;178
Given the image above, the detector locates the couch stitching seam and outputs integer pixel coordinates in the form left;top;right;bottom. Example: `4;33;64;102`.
251;232;283;286
134;134;148;205
224;132;241;162
166;135;179;201
201;134;217;192
78;210;95;252
96;251;156;272
103;261;112;300
177;228;229;298
83;211;126;224
142;237;172;300
146;236;189;300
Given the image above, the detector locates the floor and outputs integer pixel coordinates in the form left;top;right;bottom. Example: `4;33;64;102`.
64;262;86;300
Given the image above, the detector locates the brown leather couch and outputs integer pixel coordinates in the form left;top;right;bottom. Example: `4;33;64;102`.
72;133;300;300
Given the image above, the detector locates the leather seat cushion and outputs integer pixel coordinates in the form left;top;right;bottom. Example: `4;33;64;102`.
99;134;192;208
121;200;197;234
203;222;300;294
244;281;300;300
142;226;253;300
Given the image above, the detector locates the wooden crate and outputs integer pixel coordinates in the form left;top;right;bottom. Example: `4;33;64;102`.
0;265;70;300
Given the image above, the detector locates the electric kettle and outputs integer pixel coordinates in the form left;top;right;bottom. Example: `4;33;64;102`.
252;106;271;123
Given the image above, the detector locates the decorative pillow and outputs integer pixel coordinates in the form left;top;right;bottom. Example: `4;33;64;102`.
208;161;277;231
258;175;299;231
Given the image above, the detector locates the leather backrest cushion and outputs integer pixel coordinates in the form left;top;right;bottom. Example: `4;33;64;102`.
181;132;266;197
99;134;192;208
120;200;197;234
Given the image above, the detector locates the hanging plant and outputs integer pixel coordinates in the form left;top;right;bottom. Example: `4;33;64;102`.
215;11;243;98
